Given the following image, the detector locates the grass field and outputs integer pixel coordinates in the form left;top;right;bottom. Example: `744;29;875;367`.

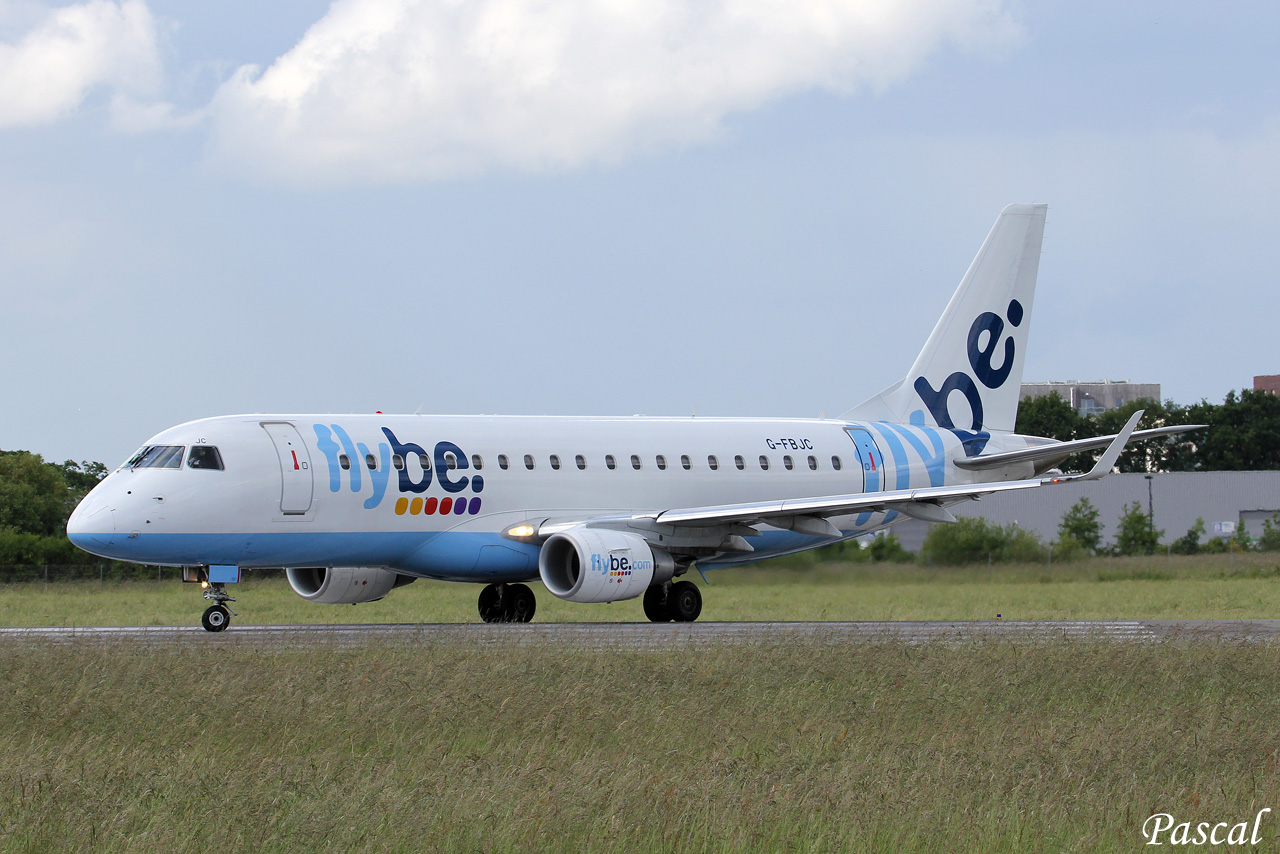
4;556;1280;852
3;637;1280;852
2;553;1280;626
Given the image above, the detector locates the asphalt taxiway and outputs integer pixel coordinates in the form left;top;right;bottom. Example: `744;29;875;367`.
3;620;1280;647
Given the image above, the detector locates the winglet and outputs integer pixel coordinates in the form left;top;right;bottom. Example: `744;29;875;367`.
1056;409;1143;483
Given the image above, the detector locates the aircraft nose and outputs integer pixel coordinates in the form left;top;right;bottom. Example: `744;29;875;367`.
66;491;116;552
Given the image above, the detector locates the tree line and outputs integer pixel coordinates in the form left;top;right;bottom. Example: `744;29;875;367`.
1015;388;1280;472
0;450;108;566
811;497;1280;567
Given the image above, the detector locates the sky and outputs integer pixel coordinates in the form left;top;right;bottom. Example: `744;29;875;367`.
1;0;1276;467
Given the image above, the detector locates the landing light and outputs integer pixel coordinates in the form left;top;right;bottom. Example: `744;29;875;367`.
506;524;537;539
200;580;209;589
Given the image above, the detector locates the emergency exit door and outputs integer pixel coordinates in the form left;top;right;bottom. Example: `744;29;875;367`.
262;422;314;514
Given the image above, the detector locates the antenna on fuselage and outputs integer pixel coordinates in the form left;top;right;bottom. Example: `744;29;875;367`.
414;402;426;415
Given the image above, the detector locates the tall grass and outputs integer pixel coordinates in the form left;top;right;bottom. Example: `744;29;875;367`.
2;639;1279;852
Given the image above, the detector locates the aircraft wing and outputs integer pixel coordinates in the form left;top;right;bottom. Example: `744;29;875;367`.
635;411;1146;531
647;477;1043;529
522;413;1146;546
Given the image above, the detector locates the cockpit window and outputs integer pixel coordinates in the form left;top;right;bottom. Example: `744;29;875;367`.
187;446;224;470
127;445;185;469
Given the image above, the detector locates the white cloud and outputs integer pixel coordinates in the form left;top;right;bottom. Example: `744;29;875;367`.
0;0;160;128
108;93;201;133
207;0;1022;184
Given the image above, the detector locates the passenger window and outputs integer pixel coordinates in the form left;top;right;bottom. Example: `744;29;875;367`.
656;455;667;470
392;454;405;471
575;454;587;470
445;453;458;470
365;454;377;470
550;455;561;470
471;455;483;470
783;455;793;470
419;453;431;470
187;446;224;470
680;455;691;470
605;454;617;470
735;455;745;470
524;454;535;470
707;455;719;470
831;456;842;471
339;454;351;471
759;455;770;471
631;455;642;470
808;455;818;471
498;454;509;470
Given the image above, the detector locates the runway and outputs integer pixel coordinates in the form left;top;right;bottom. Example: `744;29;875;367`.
4;620;1280;647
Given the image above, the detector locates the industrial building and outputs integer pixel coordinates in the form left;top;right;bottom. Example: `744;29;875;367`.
1020;380;1160;417
891;471;1280;552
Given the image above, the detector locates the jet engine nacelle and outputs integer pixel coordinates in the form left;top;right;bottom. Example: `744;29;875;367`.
286;566;416;605
538;528;675;604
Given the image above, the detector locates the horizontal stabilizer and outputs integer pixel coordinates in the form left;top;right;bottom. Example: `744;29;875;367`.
954;423;1205;472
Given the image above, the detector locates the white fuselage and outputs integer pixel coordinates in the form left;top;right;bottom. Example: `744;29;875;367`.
66;413;1031;581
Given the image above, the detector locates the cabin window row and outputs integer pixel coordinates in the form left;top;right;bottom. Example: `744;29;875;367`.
337;450;846;474
338;451;476;472
495;453;843;472
337;450;849;478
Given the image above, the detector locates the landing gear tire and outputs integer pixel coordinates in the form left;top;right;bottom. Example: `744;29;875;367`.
668;580;702;623
643;584;672;622
478;584;504;622
478;583;537;623
202;604;231;632
506;583;537;623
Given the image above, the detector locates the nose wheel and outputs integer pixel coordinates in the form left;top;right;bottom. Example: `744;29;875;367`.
202;605;230;632
201;583;237;632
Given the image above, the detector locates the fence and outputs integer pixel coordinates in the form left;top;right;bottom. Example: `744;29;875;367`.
0;565;286;583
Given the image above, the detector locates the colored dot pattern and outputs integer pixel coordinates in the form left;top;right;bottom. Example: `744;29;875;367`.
394;495;482;516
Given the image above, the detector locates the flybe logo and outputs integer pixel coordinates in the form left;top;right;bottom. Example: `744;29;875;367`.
913;298;1024;433
312;424;484;514
590;553;652;580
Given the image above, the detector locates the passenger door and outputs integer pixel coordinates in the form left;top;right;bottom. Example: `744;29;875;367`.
262;422;314;514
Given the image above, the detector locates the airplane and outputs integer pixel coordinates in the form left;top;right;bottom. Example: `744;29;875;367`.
66;203;1197;631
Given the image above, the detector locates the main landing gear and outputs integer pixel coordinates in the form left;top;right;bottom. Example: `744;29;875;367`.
643;580;702;623
478;582;537;623
201;583;237;633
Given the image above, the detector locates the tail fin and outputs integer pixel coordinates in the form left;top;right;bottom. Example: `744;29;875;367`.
843;203;1047;434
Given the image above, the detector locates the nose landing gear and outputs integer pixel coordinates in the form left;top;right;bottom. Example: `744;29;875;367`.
201;584;237;632
184;566;240;632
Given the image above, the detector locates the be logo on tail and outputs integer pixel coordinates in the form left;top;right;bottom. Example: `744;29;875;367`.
913;299;1024;432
